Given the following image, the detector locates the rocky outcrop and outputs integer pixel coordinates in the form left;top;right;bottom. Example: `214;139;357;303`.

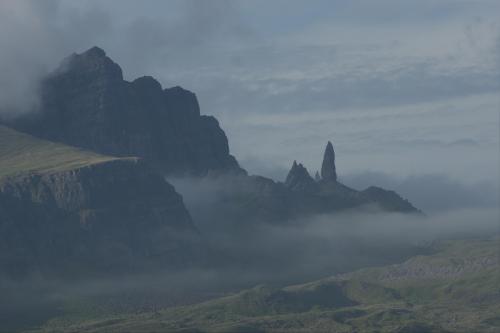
321;141;337;182
361;186;417;213
10;47;244;177
284;141;418;216
0;157;201;276
183;141;419;228
285;161;317;192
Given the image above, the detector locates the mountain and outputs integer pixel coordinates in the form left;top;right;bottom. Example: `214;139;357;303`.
178;141;418;233
8;46;245;177
0;125;201;276
284;161;317;192
3;46;417;217
39;238;499;333
0;47;419;277
282;141;418;215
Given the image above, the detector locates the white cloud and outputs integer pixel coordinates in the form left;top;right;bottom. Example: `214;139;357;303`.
0;0;111;114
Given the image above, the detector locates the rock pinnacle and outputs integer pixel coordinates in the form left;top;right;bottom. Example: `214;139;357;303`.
321;141;337;181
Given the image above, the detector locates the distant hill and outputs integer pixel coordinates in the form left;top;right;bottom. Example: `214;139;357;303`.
0;125;201;276
39;238;499;333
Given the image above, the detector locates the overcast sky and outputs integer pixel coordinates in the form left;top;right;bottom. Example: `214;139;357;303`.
0;0;499;211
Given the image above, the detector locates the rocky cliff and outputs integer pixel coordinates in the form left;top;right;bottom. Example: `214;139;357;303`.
0;46;420;276
321;141;337;182
178;141;419;230
3;46;415;219
284;141;418;214
284;161;317;192
10;47;244;176
0;126;200;276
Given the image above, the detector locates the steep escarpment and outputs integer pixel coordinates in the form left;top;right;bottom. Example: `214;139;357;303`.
10;46;244;176
0;126;200;276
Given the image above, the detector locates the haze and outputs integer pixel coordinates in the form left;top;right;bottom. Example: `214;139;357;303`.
0;0;498;212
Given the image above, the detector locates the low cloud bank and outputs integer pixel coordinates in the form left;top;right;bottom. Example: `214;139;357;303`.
170;176;498;283
2;177;497;331
343;172;499;213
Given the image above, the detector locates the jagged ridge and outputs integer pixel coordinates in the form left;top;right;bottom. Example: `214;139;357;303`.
283;141;418;214
9;46;245;176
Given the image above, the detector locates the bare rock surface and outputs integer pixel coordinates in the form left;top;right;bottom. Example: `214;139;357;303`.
10;47;244;176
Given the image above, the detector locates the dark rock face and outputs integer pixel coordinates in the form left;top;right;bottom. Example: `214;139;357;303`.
184;141;420;228
180;174;420;231
285;161;317;192
0;158;201;276
11;47;244;176
361;186;417;212
321;141;337;182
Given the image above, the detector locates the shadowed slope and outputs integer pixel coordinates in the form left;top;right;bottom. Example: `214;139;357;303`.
38;238;499;333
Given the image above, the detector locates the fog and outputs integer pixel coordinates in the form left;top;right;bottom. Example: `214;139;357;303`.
343;172;499;213
0;0;251;116
0;1;498;330
165;175;498;283
2;170;498;330
2;198;497;330
0;0;112;115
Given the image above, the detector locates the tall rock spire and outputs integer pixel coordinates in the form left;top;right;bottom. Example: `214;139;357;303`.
321;141;337;182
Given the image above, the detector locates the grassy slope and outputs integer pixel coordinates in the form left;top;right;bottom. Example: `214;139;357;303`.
32;238;500;333
0;125;132;179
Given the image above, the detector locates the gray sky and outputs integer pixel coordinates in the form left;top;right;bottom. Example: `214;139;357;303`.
0;0;499;209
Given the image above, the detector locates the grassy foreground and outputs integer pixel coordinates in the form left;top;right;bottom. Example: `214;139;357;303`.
28;237;499;333
0;125;130;179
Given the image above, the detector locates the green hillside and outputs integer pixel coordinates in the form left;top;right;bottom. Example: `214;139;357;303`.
0;125;132;179
32;237;500;333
